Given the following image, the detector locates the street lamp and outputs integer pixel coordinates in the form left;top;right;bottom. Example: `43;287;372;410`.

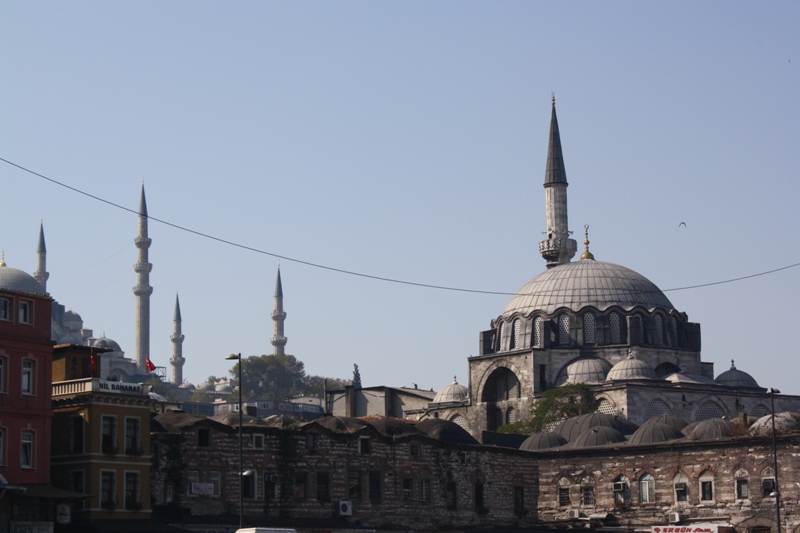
768;387;781;533
226;353;244;530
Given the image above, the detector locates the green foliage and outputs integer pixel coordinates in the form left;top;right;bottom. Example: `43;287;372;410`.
497;383;598;434
228;354;349;401
352;363;362;388
190;387;211;403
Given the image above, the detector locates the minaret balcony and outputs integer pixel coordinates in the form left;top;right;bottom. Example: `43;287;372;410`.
539;237;577;255
133;262;153;273
271;335;287;345
271;311;287;320
134;236;152;248
132;285;154;296
170;334;185;342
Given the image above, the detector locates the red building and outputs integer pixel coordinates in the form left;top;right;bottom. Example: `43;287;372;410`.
0;260;58;529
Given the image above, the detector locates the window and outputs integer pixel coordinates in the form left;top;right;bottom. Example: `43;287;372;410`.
0;297;11;321
70;415;85;454
369;470;382;502
70;470;85;509
348;470;362;500
197;428;210;447
210;471;221;497
736;479;749;499
18;300;32;324
510;319;520;349
0;357;6;393
125;418;141;455
610;313;621;344
675;482;688;501
514;486;525;515
581;483;595;506
265;472;279;501
294;472;307;500
410;442;422;456
635;314;645;343
584;313;595;344
305;433;317;450
761;468;776;497
243;472;256;499
474;483;485;510
558;314;570;345
446;481;457;510
358;436;370;454
316;472;330;503
640;474;655;503
403;478;413;500
533;317;542;347
125;472;140;509
101;471;116;509
699;471;714;501
613;476;631;504
253;434;264;449
21;432;34;468
420;479;431;502
558;487;571;507
21;360;35;395
655;315;664;344
187;471;199;495
101;416;117;453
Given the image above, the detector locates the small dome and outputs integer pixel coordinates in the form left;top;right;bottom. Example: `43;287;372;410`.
519;431;568;451
371;417;425;437
63;310;83;323
749;412;800;437
0;264;46;295
416;419;478;446
683;418;733;440
314;415;372;433
715;360;761;389
215;382;232;393
432;377;469;403
606;355;658;382
570;426;626;448
179;382;196;390
628;422;684;446
554;412;639;442
555;357;611;386
503;260;674;316
639;414;688;431
149;391;168;402
93;337;122;352
665;372;718;386
197;382;215;391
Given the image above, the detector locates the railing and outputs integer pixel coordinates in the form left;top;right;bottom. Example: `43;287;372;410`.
52;378;93;396
52;378;150;397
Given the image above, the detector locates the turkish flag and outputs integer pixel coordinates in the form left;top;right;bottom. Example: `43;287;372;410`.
146;358;156;372
90;351;97;375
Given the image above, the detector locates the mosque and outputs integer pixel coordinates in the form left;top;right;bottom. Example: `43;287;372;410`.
413;98;800;437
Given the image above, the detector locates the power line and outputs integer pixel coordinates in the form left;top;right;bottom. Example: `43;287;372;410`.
2;156;798;297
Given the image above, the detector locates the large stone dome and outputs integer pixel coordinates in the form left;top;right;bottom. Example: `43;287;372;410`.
715;361;761;389
0;264;46;295
503;259;674;316
433;377;469;403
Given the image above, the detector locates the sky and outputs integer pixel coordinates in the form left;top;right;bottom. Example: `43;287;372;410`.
1;2;799;397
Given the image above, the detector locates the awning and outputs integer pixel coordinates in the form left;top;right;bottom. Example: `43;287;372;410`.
19;484;90;500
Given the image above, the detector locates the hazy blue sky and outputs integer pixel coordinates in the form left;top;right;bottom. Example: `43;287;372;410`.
2;2;798;396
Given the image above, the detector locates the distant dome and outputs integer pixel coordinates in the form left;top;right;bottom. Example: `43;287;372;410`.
433;377;469;403
57;335;80;345
555;357;611;386
570;426;626;448
149;391;168;402
683;418;733;440
503;260;674;316
179;382;196;390
0;264;46;295
416;419;478;446
715;360;761;389
665;372;718;386
215;382;232;393
93;337;122;352
554;412;639;442
197;382;214;391
606;356;658;382
63;310;83;323
628;422;684;446
519;431;567;451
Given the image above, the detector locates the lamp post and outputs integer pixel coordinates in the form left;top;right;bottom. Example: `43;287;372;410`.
226;353;244;530
768;387;781;533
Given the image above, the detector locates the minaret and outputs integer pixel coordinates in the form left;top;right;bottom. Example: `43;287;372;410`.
33;220;49;291
133;185;153;374
170;293;185;384
539;95;577;268
270;267;287;355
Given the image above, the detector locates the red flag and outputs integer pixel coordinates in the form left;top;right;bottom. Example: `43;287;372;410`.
90;351;97;375
146;357;156;372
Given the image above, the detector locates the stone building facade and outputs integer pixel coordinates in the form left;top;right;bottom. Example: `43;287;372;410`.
151;412;538;530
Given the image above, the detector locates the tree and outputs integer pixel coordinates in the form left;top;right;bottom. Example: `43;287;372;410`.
352;364;362;388
229;354;307;401
302;375;349;396
498;383;598;434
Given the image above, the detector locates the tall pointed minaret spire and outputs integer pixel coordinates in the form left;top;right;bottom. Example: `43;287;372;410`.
539;94;577;268
133;184;153;373
271;266;287;356
33;219;49;291
170;292;185;384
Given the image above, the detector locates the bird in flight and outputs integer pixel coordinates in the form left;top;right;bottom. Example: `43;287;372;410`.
678;222;687;228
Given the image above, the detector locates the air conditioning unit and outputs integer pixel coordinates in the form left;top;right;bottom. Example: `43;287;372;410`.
568;509;581;519
337;500;353;516
669;512;682;524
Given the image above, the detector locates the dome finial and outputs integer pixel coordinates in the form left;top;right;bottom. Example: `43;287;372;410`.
581;224;595;260
453;375;458;384
0;249;5;267
730;359;736;370
551;91;555;106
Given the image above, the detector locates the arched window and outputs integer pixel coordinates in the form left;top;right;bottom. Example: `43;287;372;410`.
654;315;664;345
506;407;516;424
734;469;749;500
699;471;714;501
639;474;655;503
533;316;543;347
558;314;570;345
613;475;630;504
498;323;506;351
580;478;595;506
557;477;571;508
750;404;770;418
450;415;468;431
695;401;726;421
673;472;689;502
610;313;621;344
596;399;615;415
644;399;671;419
670;316;678;346
761;467;776;497
510;319;520;350
584;313;595;344
635;314;645;343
